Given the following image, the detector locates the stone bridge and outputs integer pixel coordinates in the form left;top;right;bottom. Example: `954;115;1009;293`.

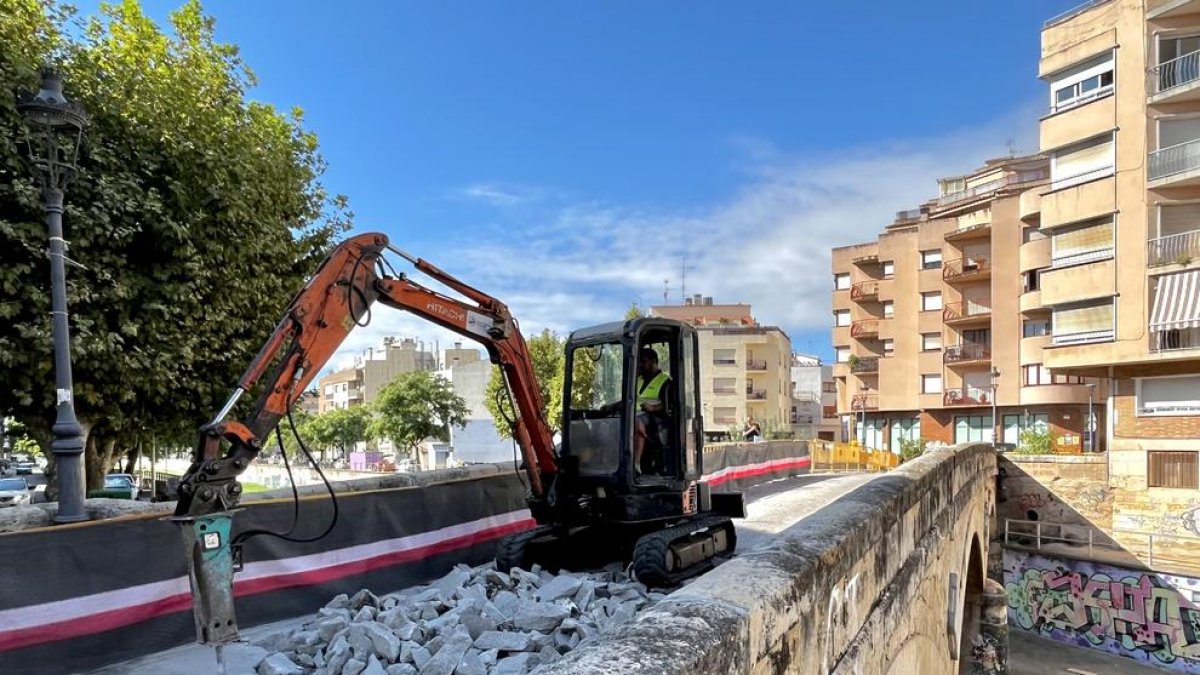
548;443;999;675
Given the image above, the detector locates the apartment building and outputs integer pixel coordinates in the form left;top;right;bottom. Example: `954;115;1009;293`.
651;297;793;437
1033;0;1200;518
317;336;444;412
831;154;1108;453
791;354;842;441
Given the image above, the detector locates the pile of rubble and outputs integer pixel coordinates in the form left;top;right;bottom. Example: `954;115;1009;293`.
254;562;665;675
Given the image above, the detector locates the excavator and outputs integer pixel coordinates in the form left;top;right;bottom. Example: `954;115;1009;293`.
172;232;744;646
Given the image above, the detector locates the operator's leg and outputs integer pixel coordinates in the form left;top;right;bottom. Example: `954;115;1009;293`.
633;413;647;475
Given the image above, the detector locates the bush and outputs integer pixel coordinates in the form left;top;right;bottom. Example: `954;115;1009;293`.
1016;428;1053;455
899;438;926;463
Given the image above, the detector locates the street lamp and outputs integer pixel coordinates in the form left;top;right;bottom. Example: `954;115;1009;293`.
989;367;1000;449
856;385;871;447
1085;382;1097;453
18;67;89;523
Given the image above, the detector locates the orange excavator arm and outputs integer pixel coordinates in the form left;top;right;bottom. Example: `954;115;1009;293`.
173;232;557;518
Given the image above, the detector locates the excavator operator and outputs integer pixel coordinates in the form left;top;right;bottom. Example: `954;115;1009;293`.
633;346;671;476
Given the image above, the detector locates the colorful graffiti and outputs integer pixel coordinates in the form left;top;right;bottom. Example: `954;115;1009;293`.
1006;550;1200;671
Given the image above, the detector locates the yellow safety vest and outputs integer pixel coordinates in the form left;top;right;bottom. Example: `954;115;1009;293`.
636;371;669;408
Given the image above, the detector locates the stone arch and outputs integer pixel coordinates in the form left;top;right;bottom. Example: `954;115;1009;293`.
957;533;985;674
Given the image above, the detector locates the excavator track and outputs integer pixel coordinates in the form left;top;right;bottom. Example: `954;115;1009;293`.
631;515;736;588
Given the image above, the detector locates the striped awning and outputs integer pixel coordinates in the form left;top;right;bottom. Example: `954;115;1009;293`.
1150;270;1200;332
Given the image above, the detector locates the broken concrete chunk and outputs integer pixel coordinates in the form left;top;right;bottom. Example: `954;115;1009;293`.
342;657;367;675
416;628;472;675
491;590;520;618
361;621;402;662
362;655;387;675
386;665;418;675
432;567;472;596
257;653;304;675
492;652;534;675
325;635;353;675
326;593;352;609
571;580;595;611
318;616;351;642
425;635;445;656
512;601;570;632
350;589;381;610
479;649;499;667
534;575;582;602
411;645;433;670
453;649;487;675
471;630;534;652
353;606;377;623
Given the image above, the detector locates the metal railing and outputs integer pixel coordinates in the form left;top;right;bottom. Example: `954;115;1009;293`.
936;170;1049;207
746;388;768;400
943;386;991;406
943;299;991;322
1148;229;1200;266
1044;0;1113;27
1151;49;1200;95
793;391;822;404
851;318;881;337
1049;165;1113;191
943;257;991;281
850;356;880;374
944;342;991;364
851;394;878;411
851;280;880;300
1005;518;1200;576
1052;328;1114;346
895;208;922;222
1151;327;1200;352
1050;246;1114;268
1050;84;1113;114
746;359;768;371
1150;138;1200;181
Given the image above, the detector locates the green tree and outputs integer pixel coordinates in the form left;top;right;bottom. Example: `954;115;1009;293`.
484;329;564;438
0;1;347;493
370;371;469;469
625;303;645;320
1016;427;1053;455
307;406;373;462
898;438;926;463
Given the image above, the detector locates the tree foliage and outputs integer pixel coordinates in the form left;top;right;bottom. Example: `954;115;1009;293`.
624;303;645;320
484;329;568;438
370;371;469;466
0;1;348;491
305;406;373;461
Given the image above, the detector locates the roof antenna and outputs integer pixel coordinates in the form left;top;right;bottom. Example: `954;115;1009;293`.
1006;139;1017;157
663;279;670;304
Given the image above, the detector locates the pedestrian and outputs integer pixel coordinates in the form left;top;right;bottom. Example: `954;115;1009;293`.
743;417;762;443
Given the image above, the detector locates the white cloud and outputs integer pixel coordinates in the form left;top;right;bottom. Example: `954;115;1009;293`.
456;183;541;207
322;102;1040;376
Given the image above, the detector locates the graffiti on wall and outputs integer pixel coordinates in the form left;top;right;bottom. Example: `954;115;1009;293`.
1116;497;1200;537
1005;550;1200;671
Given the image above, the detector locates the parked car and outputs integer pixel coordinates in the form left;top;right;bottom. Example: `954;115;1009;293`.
0;477;32;507
13;461;35;475
100;473;139;500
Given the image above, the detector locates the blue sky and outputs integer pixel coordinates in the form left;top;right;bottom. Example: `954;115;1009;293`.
79;1;1085;364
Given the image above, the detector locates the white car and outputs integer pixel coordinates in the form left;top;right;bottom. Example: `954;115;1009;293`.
0;477;32;507
103;473;139;500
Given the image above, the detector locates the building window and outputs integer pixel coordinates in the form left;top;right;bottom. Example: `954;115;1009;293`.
921;292;943;312
1051;217;1114;268
921;374;942;394
1022;319;1051;338
1052;300;1115;346
939;177;966;197
1050;133;1114;190
890;418;921;451
1023;227;1047;243
834;310;851;327
1002;413;1049;445
822;381;837;393
835;347;851;363
1024;364;1054;386
920;250;943;270
713;349;737;365
954;415;994;444
1049;52;1114;113
882;338;895;356
1148;451;1199;489
1157;35;1200;92
712;377;737;395
1023;270;1040;293
922;333;942;351
882;261;895;277
835;273;851;290
713;407;738;425
883;301;895;318
1137;374;1200;416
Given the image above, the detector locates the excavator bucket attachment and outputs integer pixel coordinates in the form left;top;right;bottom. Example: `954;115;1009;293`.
175;512;240;645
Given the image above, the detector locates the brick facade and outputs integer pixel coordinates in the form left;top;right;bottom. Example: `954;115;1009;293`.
918;405;1097;451
1113;377;1200;440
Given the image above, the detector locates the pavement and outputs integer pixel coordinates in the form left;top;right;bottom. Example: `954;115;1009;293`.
1009;629;1168;674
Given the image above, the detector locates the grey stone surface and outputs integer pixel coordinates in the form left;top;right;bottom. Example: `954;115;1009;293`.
386;665;418;675
454;649;487;675
472;630;534;652
343;657;367;675
533;575;581;602
417;628;472;675
492;652;534;675
361;621;403;662
257;652;304;675
362;655;387;675
511;601;570;632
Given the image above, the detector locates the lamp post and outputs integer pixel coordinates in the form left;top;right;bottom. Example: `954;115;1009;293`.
856;385;871;448
18;68;89;523
989;367;1000;449
1085;382;1097;453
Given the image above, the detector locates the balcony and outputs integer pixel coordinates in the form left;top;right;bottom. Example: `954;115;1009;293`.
943;387;992;407
1019;189;1042;222
1041;175;1115;228
943;300;991;326
943;257;991;284
746;359;768;371
851;280;880;301
1019;236;1051;272
849;356;880;374
747;388;768;401
1148;230;1200;268
852;253;880;266
822;405;838;419
1042;90;1115;150
1050;247;1114;269
944;342;992;366
1149;49;1200;104
1151;327;1200;353
1052;329;1115;347
1150;139;1200;187
944;223;992;243
850;394;878;411
851;318;883;338
895;208;922;223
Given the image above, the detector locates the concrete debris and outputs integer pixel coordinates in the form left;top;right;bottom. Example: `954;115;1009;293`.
256;560;661;675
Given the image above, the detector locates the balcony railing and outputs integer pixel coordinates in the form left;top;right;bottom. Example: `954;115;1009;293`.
1151;327;1200;352
943;299;991;323
936;170;1049;207
1148;230;1200;266
746;359;768;371
942;257;991;281
822;405;839;419
1052;329;1115;346
851;394;878;411
850;356;880;374
1049;165;1113;191
1150;138;1200;181
895;208;922;222
747;388;768;400
1151;49;1200;95
1050;84;1113;114
944;342;992;364
1050;247;1114;269
851;319;882;337
851;280;880;300
943;386;992;407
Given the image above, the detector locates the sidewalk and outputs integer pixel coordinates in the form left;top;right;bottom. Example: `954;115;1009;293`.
87;616;309;675
1009;630;1168;674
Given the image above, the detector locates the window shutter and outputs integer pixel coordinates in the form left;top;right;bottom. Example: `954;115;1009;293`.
1053;219;1114;258
1053;136;1113;180
1160;117;1200;149
1055;303;1114;335
1159;204;1200;237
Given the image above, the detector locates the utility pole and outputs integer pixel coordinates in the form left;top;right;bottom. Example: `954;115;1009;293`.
679;256;694;303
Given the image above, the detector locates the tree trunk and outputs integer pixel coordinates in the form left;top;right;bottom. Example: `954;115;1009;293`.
84;430;119;492
123;438;141;475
